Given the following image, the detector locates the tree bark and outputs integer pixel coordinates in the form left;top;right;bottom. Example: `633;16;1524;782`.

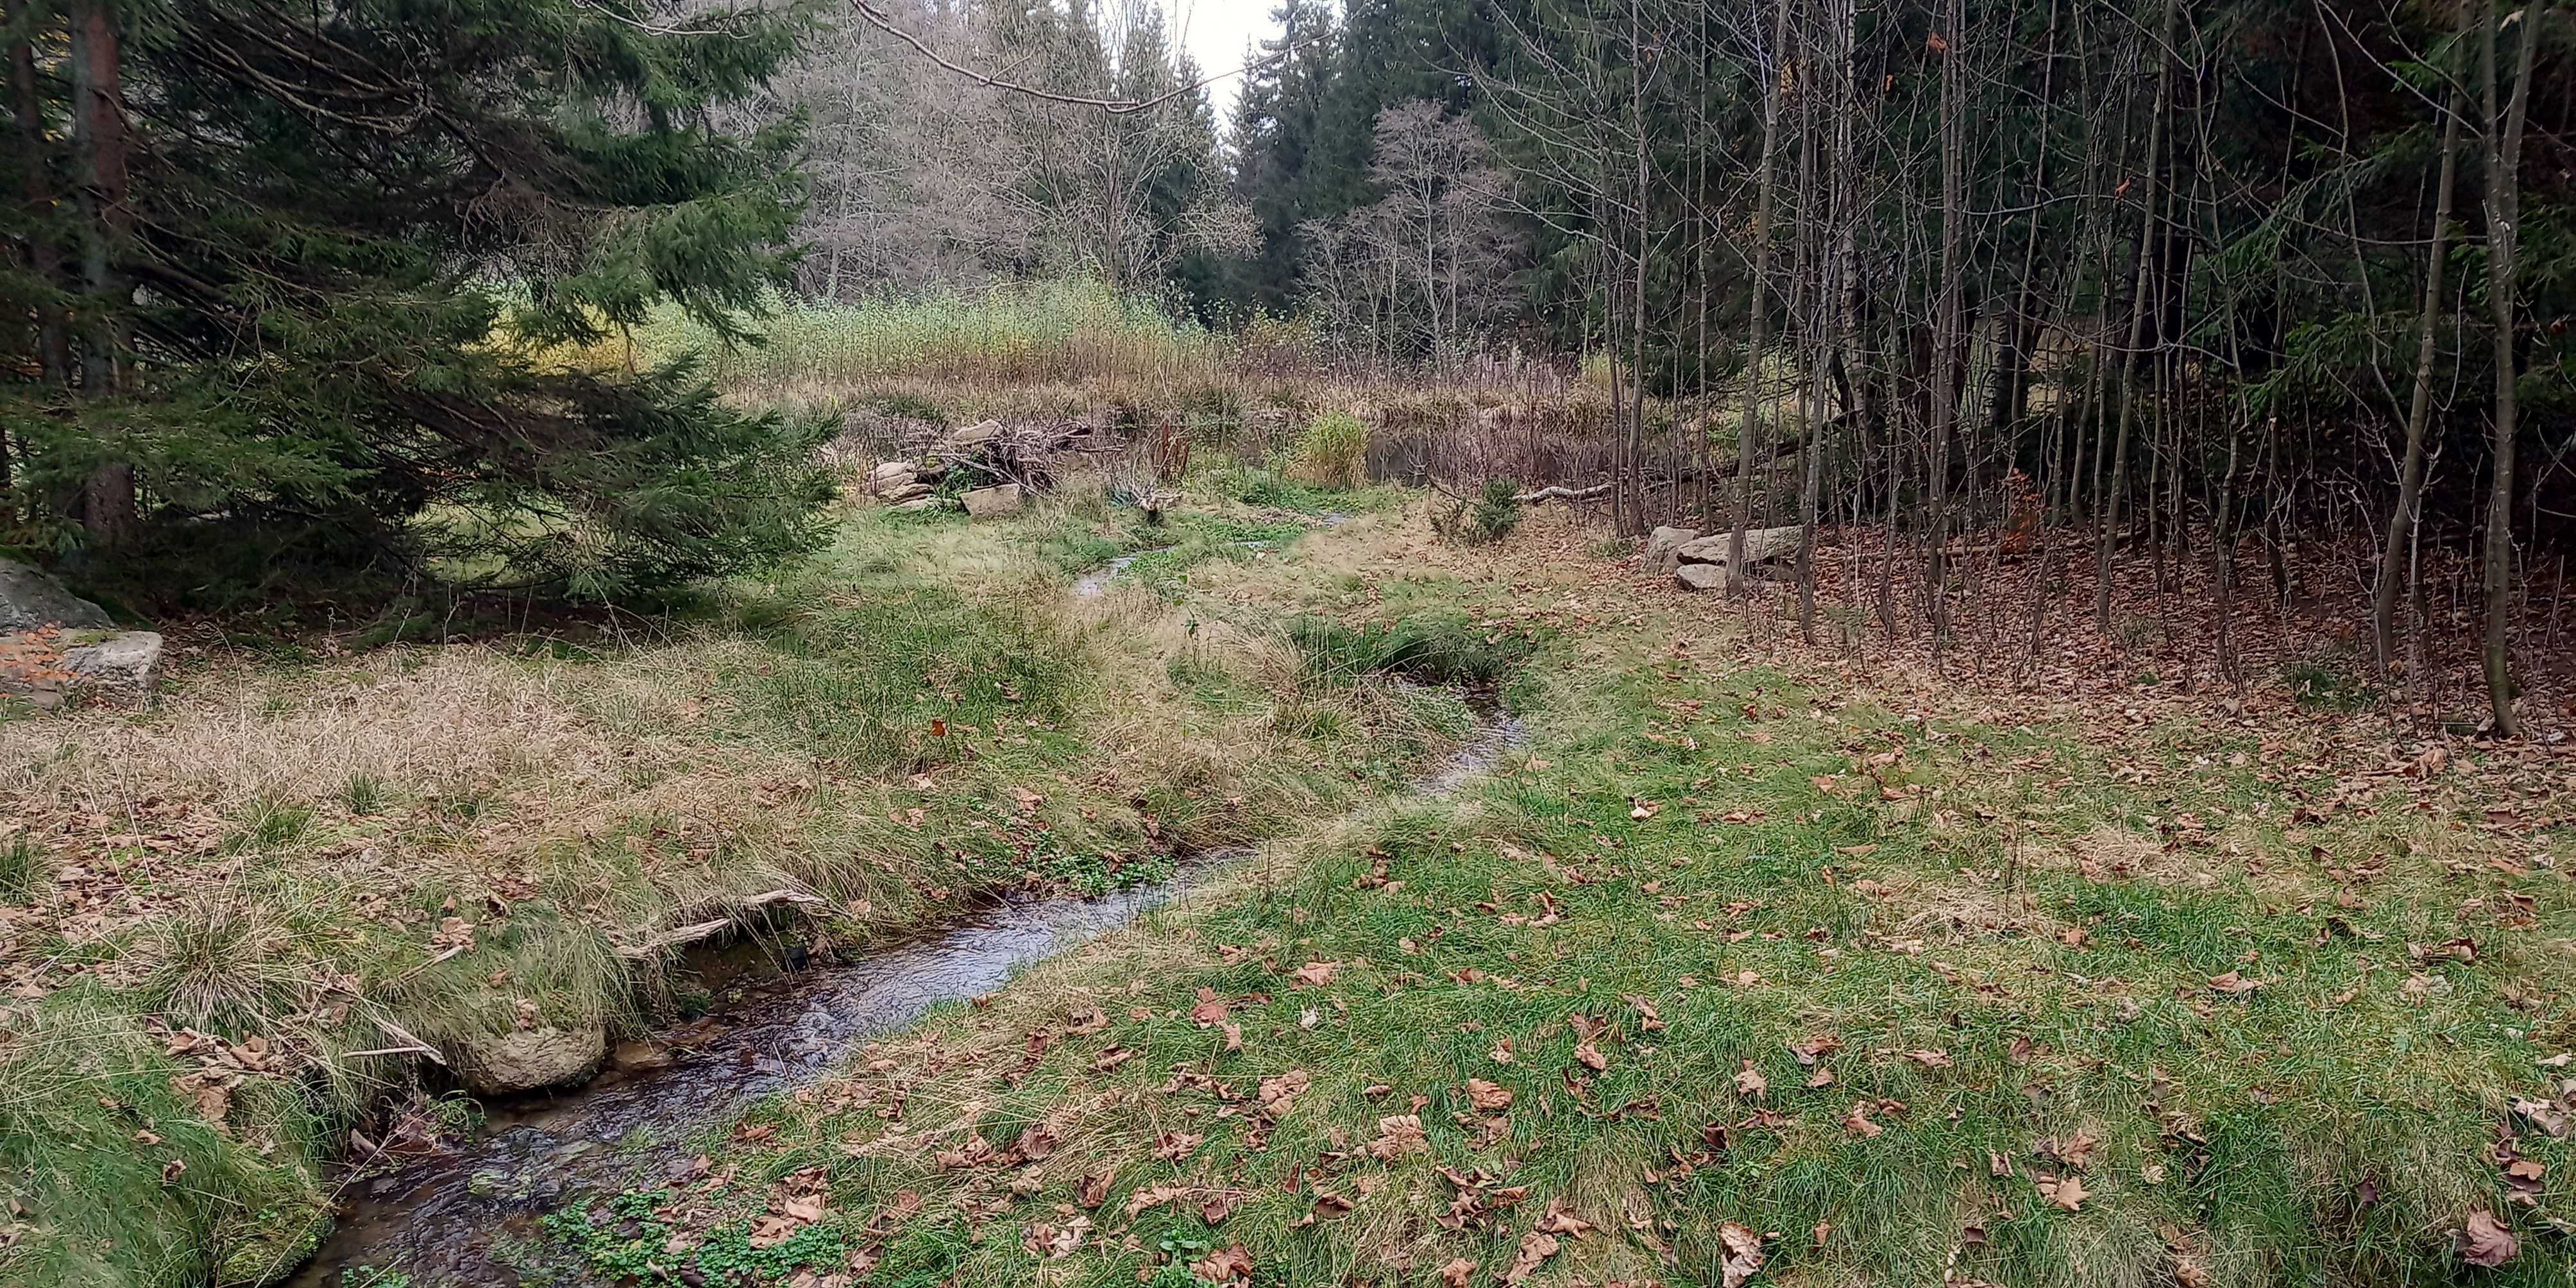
1730;0;1793;589
2093;0;2178;631
2477;0;2541;736
68;0;135;542
2371;85;2462;674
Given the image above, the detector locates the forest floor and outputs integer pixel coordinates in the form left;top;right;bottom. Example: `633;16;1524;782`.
3;474;2573;1288
532;495;2572;1288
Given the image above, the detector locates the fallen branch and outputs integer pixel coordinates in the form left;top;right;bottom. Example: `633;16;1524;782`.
1517;483;1614;504
614;889;827;960
362;1015;447;1066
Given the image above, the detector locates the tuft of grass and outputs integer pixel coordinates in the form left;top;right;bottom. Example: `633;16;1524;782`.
1286;611;1530;688
133;895;304;1033
0;832;46;903
2282;654;2375;711
1289;411;1370;489
341;770;386;815
224;793;314;854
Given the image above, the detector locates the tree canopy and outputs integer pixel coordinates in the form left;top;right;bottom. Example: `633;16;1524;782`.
0;0;835;604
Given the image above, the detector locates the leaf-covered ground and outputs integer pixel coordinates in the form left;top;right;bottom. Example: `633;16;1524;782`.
541;510;2574;1288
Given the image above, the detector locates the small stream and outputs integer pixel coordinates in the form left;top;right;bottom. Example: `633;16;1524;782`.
287;692;1520;1286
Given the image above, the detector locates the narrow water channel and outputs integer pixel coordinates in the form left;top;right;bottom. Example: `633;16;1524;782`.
287;692;1522;1286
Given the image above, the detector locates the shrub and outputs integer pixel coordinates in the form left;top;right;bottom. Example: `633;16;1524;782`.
1468;479;1522;543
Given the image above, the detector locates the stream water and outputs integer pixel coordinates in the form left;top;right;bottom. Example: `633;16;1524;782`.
286;693;1521;1286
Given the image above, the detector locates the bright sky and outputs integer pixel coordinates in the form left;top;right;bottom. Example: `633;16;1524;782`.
1155;0;1284;119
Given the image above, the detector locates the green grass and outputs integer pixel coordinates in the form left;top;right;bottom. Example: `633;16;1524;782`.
0;502;1494;1288
548;577;2573;1288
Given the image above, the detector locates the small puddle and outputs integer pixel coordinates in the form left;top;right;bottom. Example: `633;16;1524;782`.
288;694;1522;1285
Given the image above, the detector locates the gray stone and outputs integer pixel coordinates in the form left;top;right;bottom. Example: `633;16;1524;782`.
877;480;933;504
1674;524;1804;570
1673;562;1731;592
0;559;112;632
948;419;1002;448
62;631;162;704
452;1025;606;1095
1641;526;1700;575
962;482;1022;518
869;460;915;489
888;496;940;514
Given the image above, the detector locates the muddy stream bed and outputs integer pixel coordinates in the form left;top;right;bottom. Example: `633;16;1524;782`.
288;691;1522;1285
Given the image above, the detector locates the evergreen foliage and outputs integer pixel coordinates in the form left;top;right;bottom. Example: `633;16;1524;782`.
0;0;834;603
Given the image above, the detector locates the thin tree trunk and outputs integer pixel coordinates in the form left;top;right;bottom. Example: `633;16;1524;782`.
2372;85;2462;673
2477;0;2541;735
1924;0;1968;642
2094;0;2178;631
1730;0;1793;588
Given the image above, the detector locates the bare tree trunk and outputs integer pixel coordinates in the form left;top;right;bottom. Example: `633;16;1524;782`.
8;0;66;391
1924;0;1967;643
68;0;133;543
2093;0;2178;631
1730;0;1793;588
2477;0;2541;736
2372;86;2462;674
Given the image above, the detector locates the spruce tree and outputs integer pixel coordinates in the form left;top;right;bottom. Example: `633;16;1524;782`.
0;0;833;604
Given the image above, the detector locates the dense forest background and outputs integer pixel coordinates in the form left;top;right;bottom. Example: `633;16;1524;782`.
0;0;2570;723
777;0;2576;725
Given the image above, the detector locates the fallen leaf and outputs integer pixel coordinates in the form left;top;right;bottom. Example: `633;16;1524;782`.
1468;1078;1514;1111
1153;1130;1203;1160
1012;1124;1059;1161
1843;1103;1883;1138
1260;1070;1311;1116
2040;1173;2089;1212
1719;1220;1766;1287
1125;1183;1187;1219
1534;1196;1594;1236
2207;970;2260;994
1439;1258;1478;1288
1077;1173;1112;1208
1191;988;1229;1027
1193;1242;1254;1283
1573;1040;1609;1071
1366;1114;1430;1160
1734;1061;1767;1100
1502;1230;1561;1282
1292;960;1339;987
2455;1210;2517;1267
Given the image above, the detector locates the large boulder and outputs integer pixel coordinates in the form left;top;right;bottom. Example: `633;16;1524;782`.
451;1025;606;1095
962;482;1022;518
1674;525;1804;570
1673;563;1731;593
868;460;916;491
63;631;163;704
1641;526;1700;575
877;480;933;504
0;559;112;632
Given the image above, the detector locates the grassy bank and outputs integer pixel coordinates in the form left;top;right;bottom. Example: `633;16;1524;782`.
540;511;2573;1287
0;484;1468;1287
